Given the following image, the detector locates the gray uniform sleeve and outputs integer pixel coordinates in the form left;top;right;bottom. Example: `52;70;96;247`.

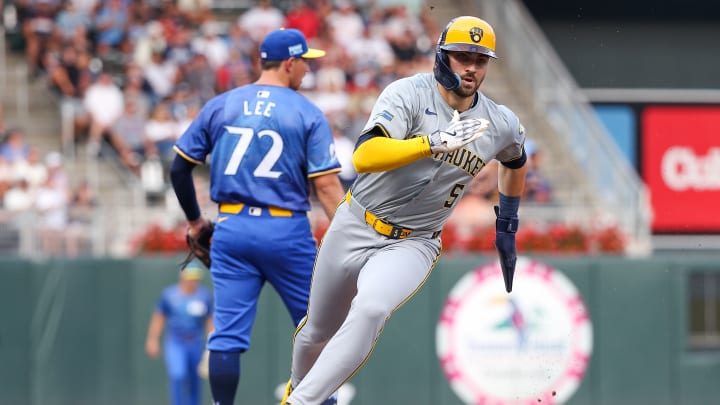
361;78;420;140
494;105;526;163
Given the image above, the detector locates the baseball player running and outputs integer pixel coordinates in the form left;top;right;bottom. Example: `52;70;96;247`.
170;28;346;405
281;16;528;405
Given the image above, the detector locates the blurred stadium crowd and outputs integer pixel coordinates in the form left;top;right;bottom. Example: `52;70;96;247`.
0;0;553;256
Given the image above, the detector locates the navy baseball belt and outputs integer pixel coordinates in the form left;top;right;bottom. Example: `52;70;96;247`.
344;192;440;239
219;203;306;217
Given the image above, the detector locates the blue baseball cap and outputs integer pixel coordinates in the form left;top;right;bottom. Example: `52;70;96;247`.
260;28;326;61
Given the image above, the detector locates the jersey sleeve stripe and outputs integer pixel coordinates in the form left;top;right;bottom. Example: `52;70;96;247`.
173;146;205;165
308;168;342;178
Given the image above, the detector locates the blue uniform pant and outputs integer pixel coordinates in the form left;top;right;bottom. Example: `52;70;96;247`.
164;336;205;405
207;212;316;352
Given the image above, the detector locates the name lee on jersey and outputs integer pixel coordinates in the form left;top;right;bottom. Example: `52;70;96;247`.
244;100;276;117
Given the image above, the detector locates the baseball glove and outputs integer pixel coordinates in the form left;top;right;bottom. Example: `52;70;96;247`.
180;221;215;269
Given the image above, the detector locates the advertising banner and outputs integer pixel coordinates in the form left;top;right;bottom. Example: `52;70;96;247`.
642;106;720;232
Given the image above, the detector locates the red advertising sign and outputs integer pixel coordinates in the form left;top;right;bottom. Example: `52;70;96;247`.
642;106;720;232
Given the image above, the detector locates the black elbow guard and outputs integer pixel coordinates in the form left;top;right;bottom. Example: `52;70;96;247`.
500;149;527;169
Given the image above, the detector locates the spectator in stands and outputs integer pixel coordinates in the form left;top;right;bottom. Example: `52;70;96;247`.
225;23;258;70
181;53;216;104
310;56;349;116
52;0;92;48
143;101;180;169
83;71;125;155
20;0;60;76
34;154;69;256
0;155;12;204
121;0;154;59
523;140;553;203
45;151;69;194
92;0;128;57
132;20;167;68
46;45;96;140
0;128;30;164
168;82;196;122
191;20;229;71
284;1;323;40
176;0;212;25
15;146;48;189
215;49;254;93
46;46;87;98
143;46;180;104
345;25;395;72
66;179;98;256
165;23;196;67
70;0;101;16
121;62;153;118
3;178;35;211
383;5;432;71
109;99;148;175
325;0;365;52
237;0;285;44
156;0;191;44
386;25;422;65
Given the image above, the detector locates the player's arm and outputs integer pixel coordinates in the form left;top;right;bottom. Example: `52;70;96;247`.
205;316;214;336
169;153;211;234
353;112;489;173
311;173;345;220
495;150;528;293
352;128;432;173
145;310;165;358
498;155;527;198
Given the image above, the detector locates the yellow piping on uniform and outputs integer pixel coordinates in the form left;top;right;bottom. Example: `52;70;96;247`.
173;146;205;165
352;136;431;173
308;167;342;178
334;248;442;393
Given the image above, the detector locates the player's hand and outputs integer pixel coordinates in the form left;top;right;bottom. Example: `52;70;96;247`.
493;205;519;293
429;110;490;154
146;339;160;358
188;217;213;239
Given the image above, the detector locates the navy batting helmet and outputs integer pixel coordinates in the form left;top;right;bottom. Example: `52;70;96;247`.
433;16;497;90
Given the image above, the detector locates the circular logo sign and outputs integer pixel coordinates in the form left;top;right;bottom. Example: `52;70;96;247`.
436;257;592;404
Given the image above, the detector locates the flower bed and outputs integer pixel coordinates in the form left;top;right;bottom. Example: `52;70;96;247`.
132;221;627;255
130;223;188;254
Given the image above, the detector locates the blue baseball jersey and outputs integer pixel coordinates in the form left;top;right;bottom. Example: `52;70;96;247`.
156;284;212;340
174;85;341;211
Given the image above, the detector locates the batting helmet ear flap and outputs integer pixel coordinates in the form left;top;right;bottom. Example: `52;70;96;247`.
434;49;461;90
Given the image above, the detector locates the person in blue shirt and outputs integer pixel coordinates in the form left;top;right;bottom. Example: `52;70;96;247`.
145;262;214;405
169;28;345;405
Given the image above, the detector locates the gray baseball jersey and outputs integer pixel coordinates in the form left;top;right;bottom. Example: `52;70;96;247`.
284;72;526;405
352;72;525;233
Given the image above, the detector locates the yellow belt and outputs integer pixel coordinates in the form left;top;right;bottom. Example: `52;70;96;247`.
219;203;294;217
345;192;414;239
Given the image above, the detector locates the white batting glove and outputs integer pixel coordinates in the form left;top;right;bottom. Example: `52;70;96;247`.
428;110;490;154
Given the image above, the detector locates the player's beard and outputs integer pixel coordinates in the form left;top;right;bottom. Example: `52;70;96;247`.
453;75;482;98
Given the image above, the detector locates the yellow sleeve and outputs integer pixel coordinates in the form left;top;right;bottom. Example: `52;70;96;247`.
352;135;432;173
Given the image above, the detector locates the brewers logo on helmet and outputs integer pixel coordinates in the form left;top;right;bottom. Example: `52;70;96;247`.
433;16;497;90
